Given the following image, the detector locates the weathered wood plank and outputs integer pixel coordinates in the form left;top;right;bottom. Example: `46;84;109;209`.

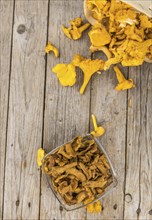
40;1;90;219
88;63;128;219
0;1;14;219
124;63;152;220
3;1;48;219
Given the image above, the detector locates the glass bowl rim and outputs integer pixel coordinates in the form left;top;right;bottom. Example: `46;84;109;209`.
42;134;117;211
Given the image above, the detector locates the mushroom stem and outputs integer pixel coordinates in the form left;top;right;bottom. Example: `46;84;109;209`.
104;56;121;70
79;23;91;33
114;65;135;91
80;75;91;94
113;65;126;83
92;114;98;131
90;45;112;60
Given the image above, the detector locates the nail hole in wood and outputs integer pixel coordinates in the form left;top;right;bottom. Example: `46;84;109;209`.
17;24;26;34
28;202;31;208
113;204;117;210
11;144;13;147
16;200;20;206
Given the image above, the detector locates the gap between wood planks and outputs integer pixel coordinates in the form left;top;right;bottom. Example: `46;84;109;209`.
2;0;49;219
38;0;51;219
39;1;90;219
1;0;15;219
123;67;129;219
1;0;152;219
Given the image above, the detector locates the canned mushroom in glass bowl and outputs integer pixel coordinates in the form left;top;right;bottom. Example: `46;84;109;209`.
42;134;117;211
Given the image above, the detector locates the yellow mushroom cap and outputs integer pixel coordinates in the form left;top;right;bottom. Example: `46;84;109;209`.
139;14;152;29
62;18;90;40
115;79;135;91
114;65;135;91
72;54;104;94
88;23;111;47
45;42;59;57
72;54;86;66
62;26;72;39
91;127;105;137
78;59;105;94
70;17;82;27
52;63;76;87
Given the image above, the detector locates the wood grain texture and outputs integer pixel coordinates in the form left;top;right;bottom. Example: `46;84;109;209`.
87;62;128;220
124;63;152;220
1;0;152;219
40;1;91;219
3;1;48;219
0;1;14;219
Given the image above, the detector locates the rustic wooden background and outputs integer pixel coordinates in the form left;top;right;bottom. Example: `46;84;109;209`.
0;0;152;219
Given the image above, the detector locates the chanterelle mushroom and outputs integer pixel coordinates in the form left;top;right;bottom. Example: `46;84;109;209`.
52;63;76;86
114;65;135;91
62;17;90;40
88;23;111;47
45;42;59;57
72;54;105;94
91;114;105;137
86;0;152;66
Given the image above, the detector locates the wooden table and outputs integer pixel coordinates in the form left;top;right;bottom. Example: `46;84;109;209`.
1;1;152;219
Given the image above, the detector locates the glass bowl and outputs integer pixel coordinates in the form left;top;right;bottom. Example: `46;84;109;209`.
42;135;117;211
